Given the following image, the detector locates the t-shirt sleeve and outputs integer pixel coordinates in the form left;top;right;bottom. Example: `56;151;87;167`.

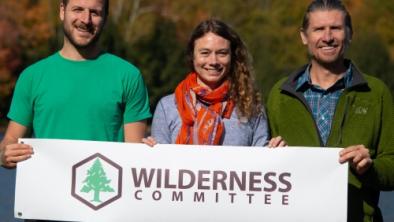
7;70;33;127
123;71;152;123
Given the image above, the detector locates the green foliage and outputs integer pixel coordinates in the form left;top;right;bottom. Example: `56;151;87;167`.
127;17;188;110
0;0;393;130
349;32;394;93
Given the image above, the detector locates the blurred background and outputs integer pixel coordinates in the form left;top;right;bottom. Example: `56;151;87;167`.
0;0;393;127
0;0;393;221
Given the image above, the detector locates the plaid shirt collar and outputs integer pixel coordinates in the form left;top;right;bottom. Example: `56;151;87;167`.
296;64;353;92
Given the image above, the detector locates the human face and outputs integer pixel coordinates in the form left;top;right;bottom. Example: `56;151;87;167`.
60;0;106;49
193;32;231;90
301;10;348;66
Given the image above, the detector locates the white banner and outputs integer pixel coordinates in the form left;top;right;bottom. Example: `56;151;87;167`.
15;139;348;222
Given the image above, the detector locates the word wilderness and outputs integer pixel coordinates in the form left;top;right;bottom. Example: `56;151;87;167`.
130;168;292;205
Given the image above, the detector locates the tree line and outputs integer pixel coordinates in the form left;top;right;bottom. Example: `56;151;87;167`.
0;0;393;128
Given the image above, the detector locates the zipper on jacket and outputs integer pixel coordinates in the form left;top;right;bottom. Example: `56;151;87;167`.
283;90;324;146
334;94;349;146
332;90;355;147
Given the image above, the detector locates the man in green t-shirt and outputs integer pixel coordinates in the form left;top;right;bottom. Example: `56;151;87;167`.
0;0;151;168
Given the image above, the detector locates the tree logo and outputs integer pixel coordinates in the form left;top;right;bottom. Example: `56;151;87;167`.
71;153;122;210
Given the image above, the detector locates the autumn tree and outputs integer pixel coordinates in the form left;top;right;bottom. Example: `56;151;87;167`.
0;0;393;131
0;15;21;125
0;0;55;128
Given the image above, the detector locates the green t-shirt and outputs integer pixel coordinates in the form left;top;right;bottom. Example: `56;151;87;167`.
8;52;151;141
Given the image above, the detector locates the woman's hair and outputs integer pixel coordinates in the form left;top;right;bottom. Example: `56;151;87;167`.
186;19;262;119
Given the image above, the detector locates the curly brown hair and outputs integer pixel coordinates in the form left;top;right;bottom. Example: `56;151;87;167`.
186;19;262;120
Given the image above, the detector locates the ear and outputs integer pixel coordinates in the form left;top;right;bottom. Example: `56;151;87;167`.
59;3;65;22
346;28;353;44
300;30;308;45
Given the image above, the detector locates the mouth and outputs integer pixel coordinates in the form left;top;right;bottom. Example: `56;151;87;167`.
204;67;224;75
319;45;339;54
75;24;94;35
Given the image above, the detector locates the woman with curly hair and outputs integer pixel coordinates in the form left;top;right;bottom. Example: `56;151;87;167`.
146;19;285;147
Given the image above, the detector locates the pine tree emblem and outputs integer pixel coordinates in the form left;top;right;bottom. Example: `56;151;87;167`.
80;158;114;202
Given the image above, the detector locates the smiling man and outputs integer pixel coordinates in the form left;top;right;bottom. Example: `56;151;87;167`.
0;0;151;168
267;0;394;221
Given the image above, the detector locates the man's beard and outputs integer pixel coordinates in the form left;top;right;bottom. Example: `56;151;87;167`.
63;24;102;50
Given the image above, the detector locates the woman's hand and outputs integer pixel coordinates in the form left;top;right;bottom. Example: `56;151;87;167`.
267;136;287;148
142;136;158;147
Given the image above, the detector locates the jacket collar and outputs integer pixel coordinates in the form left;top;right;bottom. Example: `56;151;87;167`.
280;59;370;94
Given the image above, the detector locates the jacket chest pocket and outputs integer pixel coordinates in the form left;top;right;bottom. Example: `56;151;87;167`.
343;98;380;148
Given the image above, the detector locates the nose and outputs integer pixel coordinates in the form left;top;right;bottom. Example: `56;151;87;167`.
80;10;92;24
207;53;218;65
322;28;334;42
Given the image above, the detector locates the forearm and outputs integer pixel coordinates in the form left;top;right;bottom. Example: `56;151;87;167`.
124;120;147;143
367;158;394;190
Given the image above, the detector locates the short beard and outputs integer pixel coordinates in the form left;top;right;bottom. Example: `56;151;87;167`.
63;24;102;50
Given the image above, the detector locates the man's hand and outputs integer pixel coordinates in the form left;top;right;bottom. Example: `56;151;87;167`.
0;121;30;168
1;143;33;168
339;145;372;175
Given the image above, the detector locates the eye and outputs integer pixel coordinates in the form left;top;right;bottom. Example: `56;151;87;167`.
217;50;230;57
331;26;343;31
199;50;210;57
90;10;102;17
72;7;83;13
313;27;324;32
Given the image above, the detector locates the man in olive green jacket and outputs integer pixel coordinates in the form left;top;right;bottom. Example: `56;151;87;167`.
267;1;394;222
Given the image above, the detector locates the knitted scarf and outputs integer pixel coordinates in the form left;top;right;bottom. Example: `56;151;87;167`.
175;72;234;145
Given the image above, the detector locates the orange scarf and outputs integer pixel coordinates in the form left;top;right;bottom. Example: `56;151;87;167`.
175;72;235;145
